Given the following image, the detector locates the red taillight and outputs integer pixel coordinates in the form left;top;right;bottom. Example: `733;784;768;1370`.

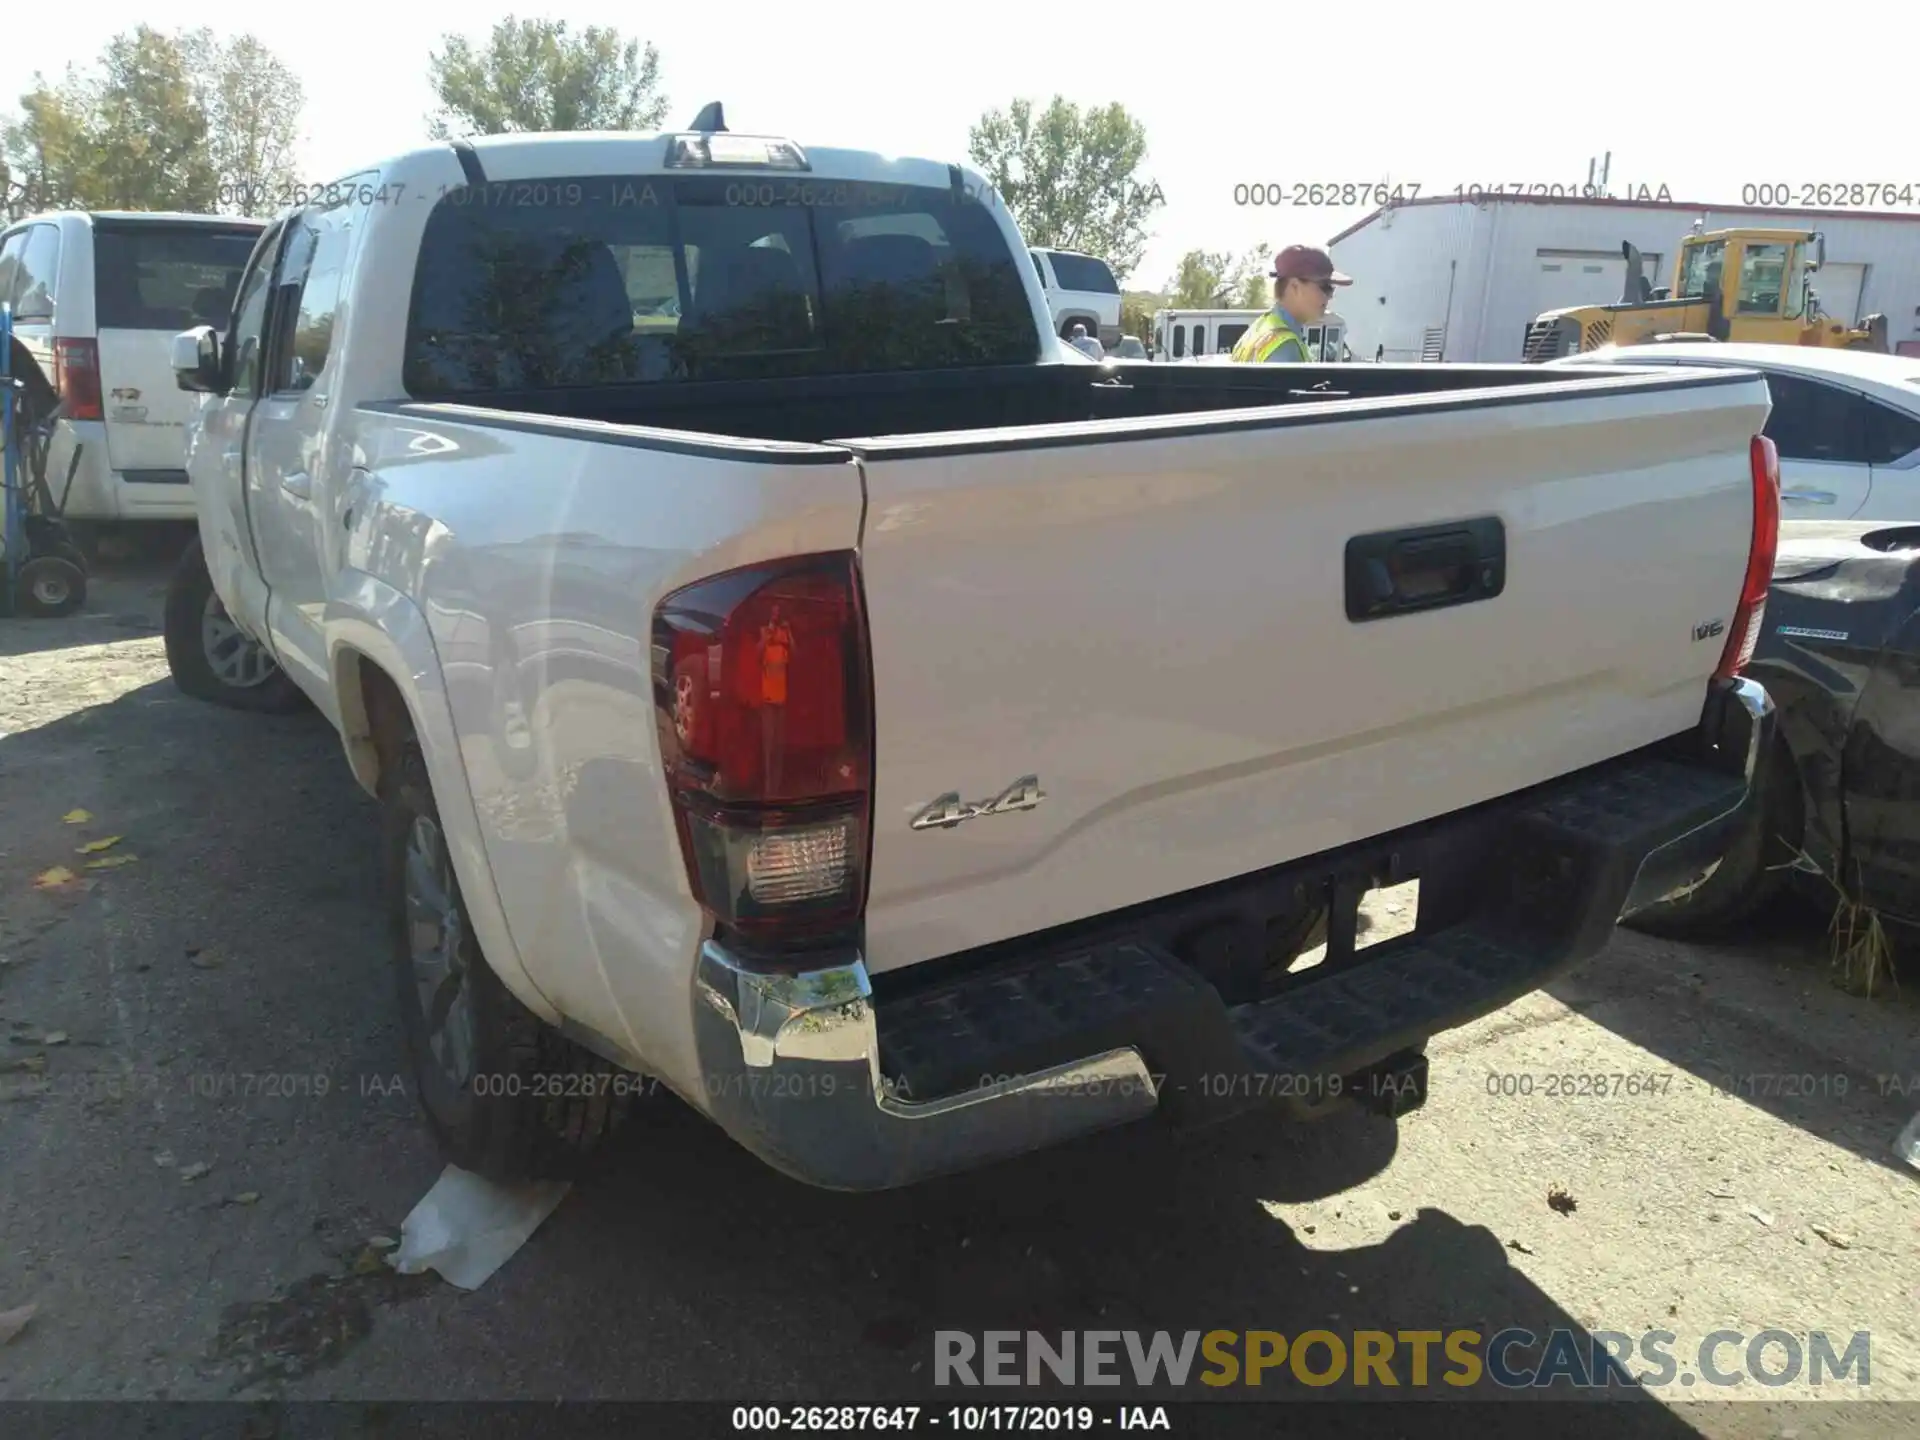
1715;435;1780;680
651;552;873;945
52;338;104;422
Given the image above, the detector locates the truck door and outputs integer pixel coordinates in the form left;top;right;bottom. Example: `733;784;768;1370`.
189;217;287;642
244;199;358;709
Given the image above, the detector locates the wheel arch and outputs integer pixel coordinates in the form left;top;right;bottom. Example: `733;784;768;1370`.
327;590;564;1026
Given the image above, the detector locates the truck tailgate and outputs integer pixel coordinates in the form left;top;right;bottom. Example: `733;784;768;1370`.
848;371;1770;973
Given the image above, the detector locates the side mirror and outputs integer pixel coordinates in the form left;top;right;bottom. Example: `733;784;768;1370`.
172;326;222;393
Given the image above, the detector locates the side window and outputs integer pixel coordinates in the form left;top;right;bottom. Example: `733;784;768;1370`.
286;208;354;391
13;224;62;318
1865;400;1920;465
263;211;320;393
1172;324;1186;359
228;223;285;397
1762;375;1871;464
1193;325;1207;355
0;230;27;309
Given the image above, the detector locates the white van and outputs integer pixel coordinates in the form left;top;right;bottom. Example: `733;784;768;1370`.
1153;307;1350;362
0;211;267;539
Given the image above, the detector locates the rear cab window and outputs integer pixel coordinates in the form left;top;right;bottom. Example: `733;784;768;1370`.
403;174;1041;394
1044;252;1118;294
92;222;263;332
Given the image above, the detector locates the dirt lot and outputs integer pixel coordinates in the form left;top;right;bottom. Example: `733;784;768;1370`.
1;555;1916;1433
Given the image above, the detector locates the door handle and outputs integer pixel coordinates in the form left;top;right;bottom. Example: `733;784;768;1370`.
281;471;313;501
1345;516;1506;622
1780;487;1836;504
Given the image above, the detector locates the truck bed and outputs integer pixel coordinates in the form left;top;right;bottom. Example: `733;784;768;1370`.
367;358;1770;979
393;357;1706;447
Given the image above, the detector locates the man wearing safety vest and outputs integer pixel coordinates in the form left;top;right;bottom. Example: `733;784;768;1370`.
1230;244;1352;363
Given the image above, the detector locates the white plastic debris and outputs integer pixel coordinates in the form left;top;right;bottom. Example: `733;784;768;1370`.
1897;1111;1920;1173
383;1165;571;1290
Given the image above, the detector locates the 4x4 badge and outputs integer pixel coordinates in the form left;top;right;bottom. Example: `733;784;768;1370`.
911;776;1046;831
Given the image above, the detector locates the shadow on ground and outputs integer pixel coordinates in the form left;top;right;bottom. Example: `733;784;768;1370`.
1547;900;1919;1178
0;567;1772;1430
0;550;178;661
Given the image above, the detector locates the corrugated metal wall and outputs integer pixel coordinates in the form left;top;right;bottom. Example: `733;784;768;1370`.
1334;200;1920;361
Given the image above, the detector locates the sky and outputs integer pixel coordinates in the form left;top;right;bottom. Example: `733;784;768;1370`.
5;0;1916;289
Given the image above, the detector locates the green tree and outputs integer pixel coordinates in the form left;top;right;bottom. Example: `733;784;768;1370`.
1120;290;1165;340
967;97;1163;281
180;31;305;217
1232;244;1272;308
87;26;219;211
1166;244;1273;309
1;27;301;218
1;74;97;220
1167;249;1236;308
426;17;669;138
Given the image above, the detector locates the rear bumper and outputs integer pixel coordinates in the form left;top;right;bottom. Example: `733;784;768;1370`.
43;421;195;523
692;676;1773;1191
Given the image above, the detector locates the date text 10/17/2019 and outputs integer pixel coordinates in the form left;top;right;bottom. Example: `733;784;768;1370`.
1230;181;1676;207
729;1406;1172;1431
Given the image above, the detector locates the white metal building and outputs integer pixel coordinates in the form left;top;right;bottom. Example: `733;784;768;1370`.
1327;196;1920;362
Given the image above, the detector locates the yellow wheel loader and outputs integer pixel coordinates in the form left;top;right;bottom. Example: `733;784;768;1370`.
1521;228;1889;361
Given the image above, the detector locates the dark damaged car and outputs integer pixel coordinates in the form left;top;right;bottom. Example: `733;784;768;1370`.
1630;521;1920;939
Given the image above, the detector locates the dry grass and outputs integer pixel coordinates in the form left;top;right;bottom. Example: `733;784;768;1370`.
1829;896;1898;998
1786;846;1901;999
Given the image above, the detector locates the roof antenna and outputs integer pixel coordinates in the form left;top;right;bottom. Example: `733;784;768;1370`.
688;102;727;133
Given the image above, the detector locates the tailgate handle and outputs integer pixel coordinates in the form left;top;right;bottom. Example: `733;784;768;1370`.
1345;517;1505;622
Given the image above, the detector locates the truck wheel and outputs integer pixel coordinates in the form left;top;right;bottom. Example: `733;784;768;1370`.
163;537;306;714
1625;741;1803;941
385;742;632;1181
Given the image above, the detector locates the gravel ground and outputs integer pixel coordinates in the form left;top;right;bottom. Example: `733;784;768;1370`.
1;554;1916;1435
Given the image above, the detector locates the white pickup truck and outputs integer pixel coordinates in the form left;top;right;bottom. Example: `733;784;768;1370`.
164;113;1780;1191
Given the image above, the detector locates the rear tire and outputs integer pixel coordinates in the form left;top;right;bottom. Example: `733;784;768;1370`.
1625;741;1804;941
385;742;633;1181
163;537;307;713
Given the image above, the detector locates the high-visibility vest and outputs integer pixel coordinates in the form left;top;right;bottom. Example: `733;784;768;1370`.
759;623;793;705
1231;310;1310;363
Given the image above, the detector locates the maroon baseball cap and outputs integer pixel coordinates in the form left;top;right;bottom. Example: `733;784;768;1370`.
1271;244;1352;285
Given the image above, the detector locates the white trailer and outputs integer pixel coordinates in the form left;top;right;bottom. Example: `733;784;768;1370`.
1152;307;1348;361
1329;196;1920;362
